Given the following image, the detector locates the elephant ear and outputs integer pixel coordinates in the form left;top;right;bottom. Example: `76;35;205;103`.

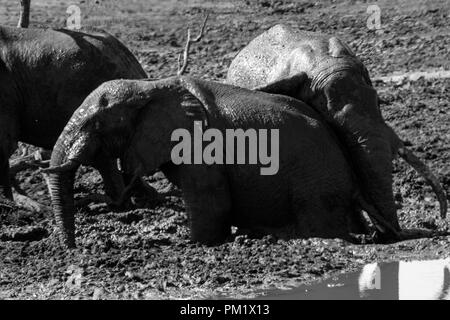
178;77;211;127
253;73;310;101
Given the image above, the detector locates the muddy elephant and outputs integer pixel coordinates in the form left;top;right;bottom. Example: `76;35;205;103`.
227;24;447;231
44;76;383;248
0;25;147;205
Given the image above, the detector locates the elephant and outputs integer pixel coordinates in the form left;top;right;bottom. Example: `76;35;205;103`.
227;24;447;232
0;25;148;206
44;76;389;248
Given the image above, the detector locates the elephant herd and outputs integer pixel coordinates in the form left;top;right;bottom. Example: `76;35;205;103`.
0;8;447;247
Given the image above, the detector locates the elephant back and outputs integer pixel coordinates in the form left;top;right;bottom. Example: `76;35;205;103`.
227;24;368;94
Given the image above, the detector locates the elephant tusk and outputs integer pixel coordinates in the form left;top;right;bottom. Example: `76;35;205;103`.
41;160;80;174
356;195;402;240
398;147;448;219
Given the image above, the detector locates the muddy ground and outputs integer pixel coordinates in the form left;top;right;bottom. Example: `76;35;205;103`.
0;0;449;299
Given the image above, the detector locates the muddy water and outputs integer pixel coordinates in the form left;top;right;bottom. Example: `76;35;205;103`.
257;258;450;300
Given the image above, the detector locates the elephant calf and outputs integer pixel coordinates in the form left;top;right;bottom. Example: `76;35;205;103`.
46;76;374;247
0;25;147;204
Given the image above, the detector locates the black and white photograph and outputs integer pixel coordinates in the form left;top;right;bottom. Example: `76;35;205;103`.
0;0;449;304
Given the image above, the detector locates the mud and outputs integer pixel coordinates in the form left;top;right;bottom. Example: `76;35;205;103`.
0;0;449;299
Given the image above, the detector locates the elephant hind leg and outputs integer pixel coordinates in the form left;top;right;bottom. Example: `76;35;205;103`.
0;120;18;200
180;165;232;245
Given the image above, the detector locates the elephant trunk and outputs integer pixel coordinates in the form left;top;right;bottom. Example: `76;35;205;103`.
46;122;98;248
324;73;447;231
47;139;80;247
345;121;447;232
345;127;401;230
47;168;77;248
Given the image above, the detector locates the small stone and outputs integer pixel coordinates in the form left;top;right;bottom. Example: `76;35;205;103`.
92;288;104;300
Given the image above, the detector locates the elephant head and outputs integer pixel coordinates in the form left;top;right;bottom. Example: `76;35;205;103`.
44;77;208;247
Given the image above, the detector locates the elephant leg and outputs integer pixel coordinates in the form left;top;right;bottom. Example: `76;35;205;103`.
117;156;159;205
0;153;13;200
180;165;232;245
0;117;18;201
93;158;125;204
122;172;159;203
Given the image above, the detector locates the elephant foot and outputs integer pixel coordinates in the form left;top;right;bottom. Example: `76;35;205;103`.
108;176;160;210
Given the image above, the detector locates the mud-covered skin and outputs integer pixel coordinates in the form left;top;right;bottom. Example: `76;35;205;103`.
47;76;368;247
0;25;147;202
227;25;367;99
227;24;447;230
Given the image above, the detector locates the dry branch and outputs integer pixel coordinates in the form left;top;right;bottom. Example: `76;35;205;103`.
18;0;31;28
177;14;209;76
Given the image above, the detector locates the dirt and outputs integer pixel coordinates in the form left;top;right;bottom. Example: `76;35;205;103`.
0;0;449;299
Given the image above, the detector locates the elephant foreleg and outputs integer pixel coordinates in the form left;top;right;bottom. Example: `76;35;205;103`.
180;165;232;245
0;120;16;200
0;155;13;200
93;158;125;205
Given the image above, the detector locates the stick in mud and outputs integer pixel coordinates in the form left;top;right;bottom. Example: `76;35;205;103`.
177;14;209;76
